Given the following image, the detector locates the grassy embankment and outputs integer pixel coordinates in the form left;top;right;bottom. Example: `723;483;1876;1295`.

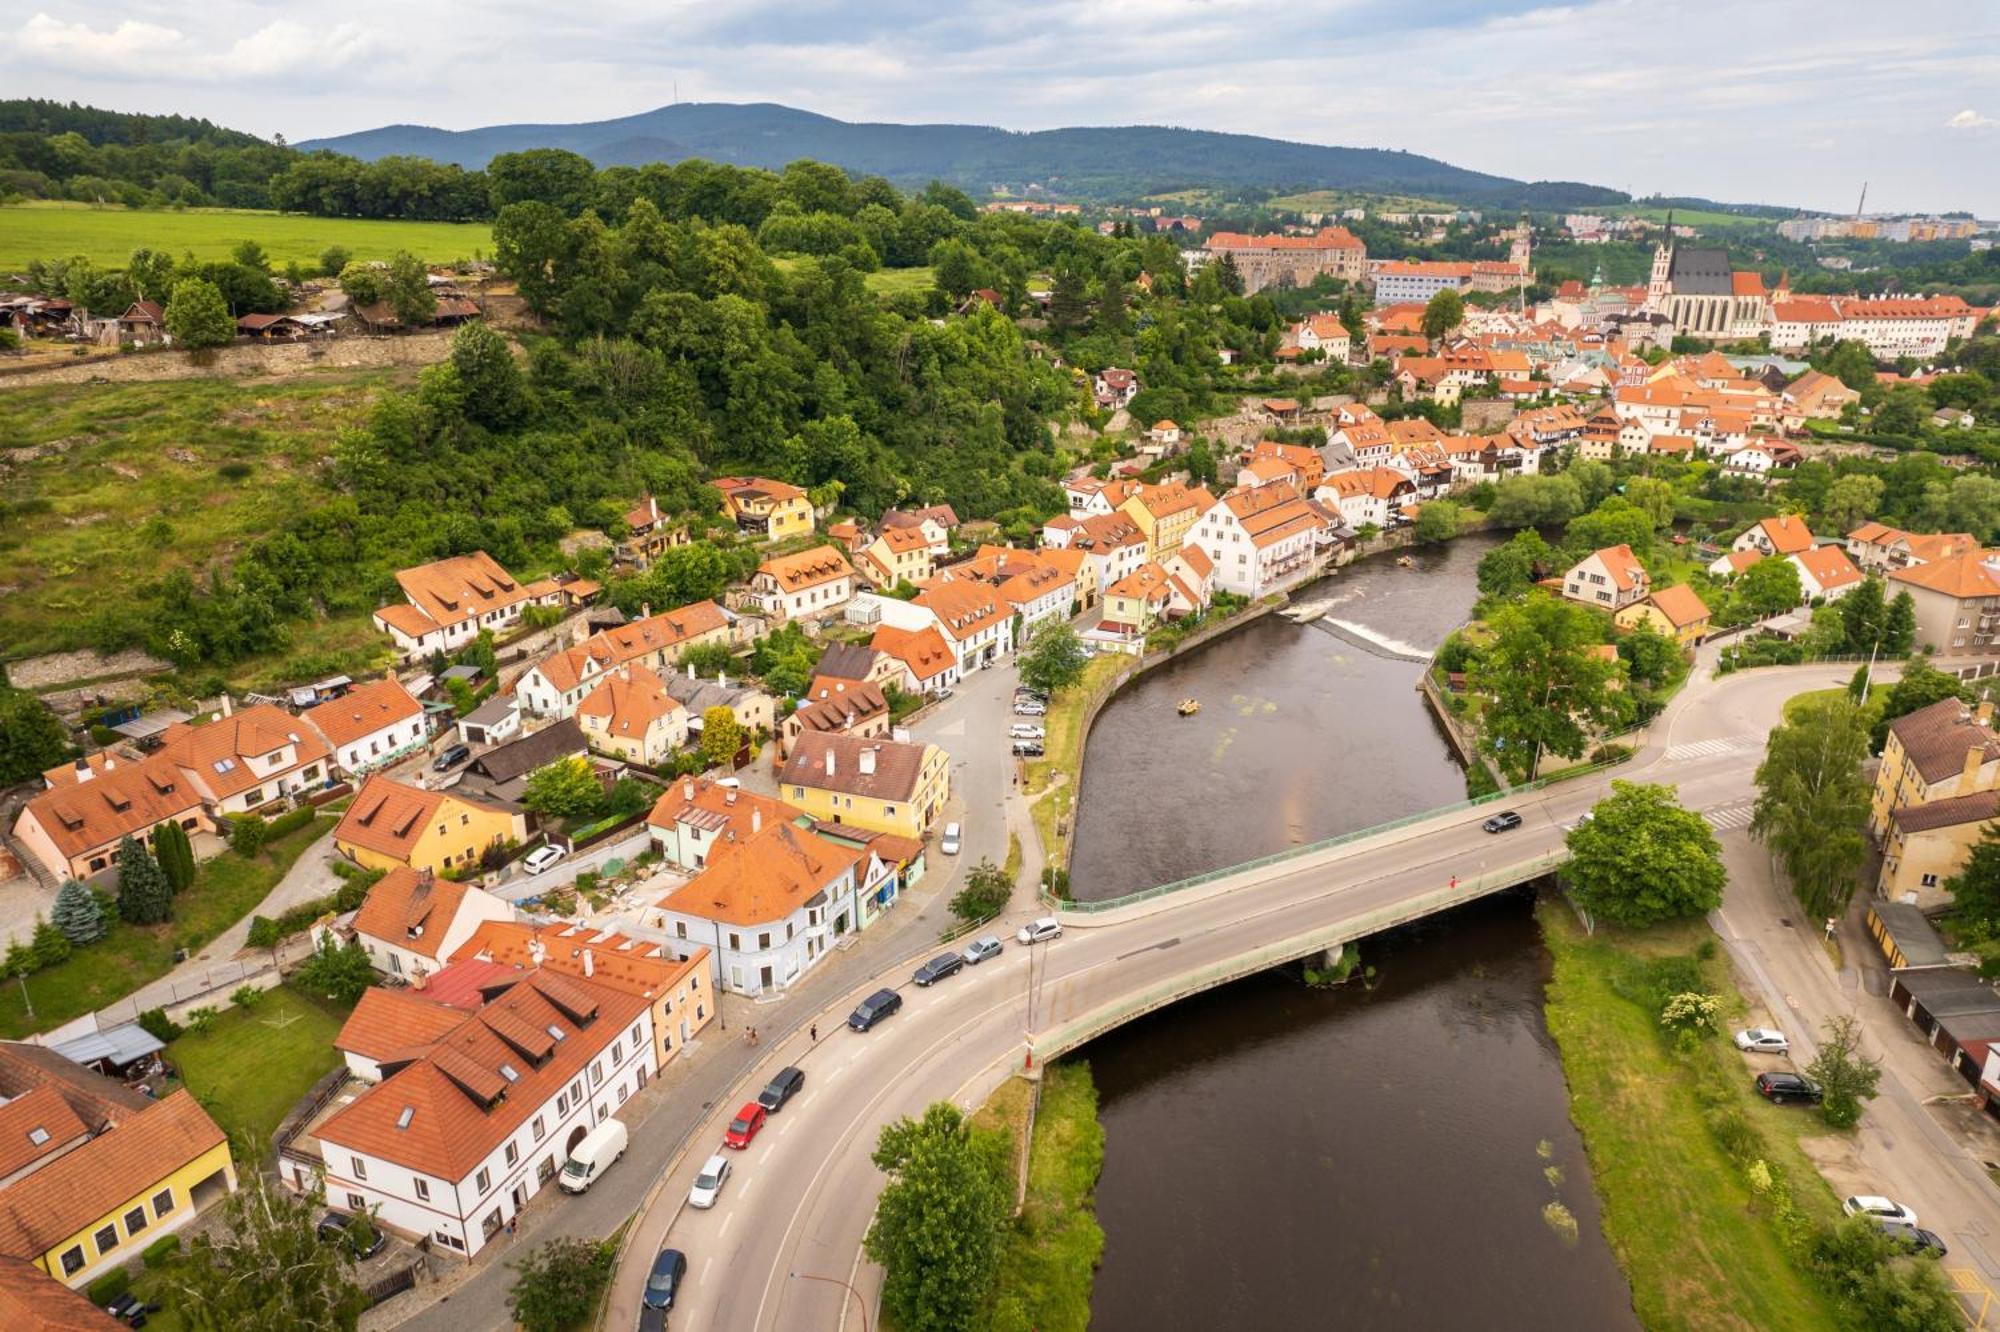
769;255;934;297
0;202;494;270
0;816;336;1038
971;1063;1106;1332
1541;903;1846;1330
0;372;413;669
166;984;350;1148
1022;655;1130;881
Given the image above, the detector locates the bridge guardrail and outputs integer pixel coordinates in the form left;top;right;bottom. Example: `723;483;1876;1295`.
1031;851;1570;1060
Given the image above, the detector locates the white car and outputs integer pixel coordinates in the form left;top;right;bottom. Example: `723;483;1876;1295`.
523;845;565;875
688;1153;732;1210
1843;1195;1918;1227
1017;917;1063;945
1013;702;1047;717
1009;724;1047;741
1733;1028;1789;1055
941;823;962;855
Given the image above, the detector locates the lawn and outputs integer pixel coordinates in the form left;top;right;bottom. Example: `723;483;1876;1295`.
1608;204;1773;232
1540;904;1845;1331
770;255;933;297
1024;655;1130;877
0;816;336;1039
0;371;411;662
0;202;494;271
167;984;350;1150
984;1062;1105;1332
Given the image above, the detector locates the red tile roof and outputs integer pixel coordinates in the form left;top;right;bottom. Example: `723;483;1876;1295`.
350;866;480;961
303;678;423;750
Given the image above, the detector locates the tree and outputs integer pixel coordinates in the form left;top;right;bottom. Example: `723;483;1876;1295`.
522;757;605;820
1563;781;1725;926
449;322;525;427
294;935;375;1005
1752;695;1871;917
865;1102;1012;1332
337;260;382;308
507;1236;615;1332
163;276;234;349
1623;476;1677;529
1885;589;1917;656
1945;821;2000;933
230;814;269;858
174;1175;366;1332
1823;473;1885;534
1413;500;1464;544
949;859;1013;924
1476;529;1552;599
382;251;437;326
1735;556;1803;618
0;688;68;784
1421;288;1465;342
1047;265;1090;334
51;878;106;946
1823;339;1877;392
699;706;744;768
1837;577;1888;655
28;915;71;970
318;245;351;278
1869;657;1970;752
115;835;172;925
1806;1014;1883;1129
1469;594;1631;782
153;817;196;893
1018;621;1090;696
1616;623;1681;689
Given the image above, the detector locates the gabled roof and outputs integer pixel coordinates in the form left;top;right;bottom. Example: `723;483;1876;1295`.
758;545;852;591
1792;545;1862;594
1644;583;1710;627
814;642;880;682
790;678;889;735
1583;544;1646;593
449;921;702;1002
335;985;474;1060
655;821;860;928
1888;697;2000;784
21;753;204;859
647;775;796;841
0;1255;124;1328
154;704;328;802
914;580;1009;644
576;665;685;740
715;476;806;507
0;1087;89;1181
392;552;530;633
1750;514;1815;555
350;866;488;960
1892;788;2000;836
779;733;933;803
1890;550;2000;600
304;677;424;749
870;624;956;682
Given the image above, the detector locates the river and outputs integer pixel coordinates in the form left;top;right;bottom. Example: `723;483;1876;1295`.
1068;534;1639;1330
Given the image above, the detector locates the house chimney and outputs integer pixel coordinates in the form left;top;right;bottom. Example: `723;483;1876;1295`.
686;663;696;679
220;694;234;718
1963;745;1989;796
752;807;762;834
529;938;546;965
683;777;695;800
717;671;727;688
725;787;737;805
641;602;651;620
1980;699;1995;727
649;495;659;523
859;747;877;776
582;948;594;977
825;748;837;777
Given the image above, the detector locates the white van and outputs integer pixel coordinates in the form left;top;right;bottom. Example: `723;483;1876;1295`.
558;1119;627;1193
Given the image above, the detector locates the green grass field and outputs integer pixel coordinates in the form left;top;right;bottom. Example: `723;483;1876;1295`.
1266;189;1457;215
1610;204;1773;232
0;202;494;270
770;255;933;296
168;984;350;1150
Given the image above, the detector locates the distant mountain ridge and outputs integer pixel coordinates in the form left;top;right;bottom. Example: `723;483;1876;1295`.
298;102;1626;209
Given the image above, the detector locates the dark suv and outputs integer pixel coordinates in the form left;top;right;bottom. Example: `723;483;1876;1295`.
316;1212;387;1259
1755;1071;1823;1106
913;952;966;987
758;1065;806;1113
1482;810;1523;833
432;743;471;772
848;988;903;1031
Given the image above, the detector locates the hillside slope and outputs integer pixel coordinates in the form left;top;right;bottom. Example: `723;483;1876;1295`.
300;101;1625;208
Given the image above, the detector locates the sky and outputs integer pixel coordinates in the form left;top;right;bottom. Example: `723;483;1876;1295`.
10;0;2000;215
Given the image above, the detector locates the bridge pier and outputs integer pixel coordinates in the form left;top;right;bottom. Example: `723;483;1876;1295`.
1316;942;1346;970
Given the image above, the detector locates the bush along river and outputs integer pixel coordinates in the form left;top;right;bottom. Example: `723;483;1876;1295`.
1065;534;1640;1329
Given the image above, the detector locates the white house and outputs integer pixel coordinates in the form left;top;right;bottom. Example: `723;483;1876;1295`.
349;868;516;980
1186;481;1325;597
646;777;797;871
1791;545;1865;603
371;552;570;659
1733;515;1816;559
303;678;430;779
745;546;855;623
1315;467;1417;530
1561;544;1650;611
913;579;1016;675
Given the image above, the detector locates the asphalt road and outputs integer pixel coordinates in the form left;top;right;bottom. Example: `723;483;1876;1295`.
604;657;1953;1331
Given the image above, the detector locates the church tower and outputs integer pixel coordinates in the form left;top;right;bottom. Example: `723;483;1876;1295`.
1645;209;1675;310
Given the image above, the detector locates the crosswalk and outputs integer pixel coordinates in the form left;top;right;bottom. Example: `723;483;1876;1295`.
1704;804;1756;832
1664;737;1756;762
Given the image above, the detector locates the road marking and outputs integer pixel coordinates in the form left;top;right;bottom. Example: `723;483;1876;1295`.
1668;738;1753;762
1704;804;1756;831
720;1214;733;1241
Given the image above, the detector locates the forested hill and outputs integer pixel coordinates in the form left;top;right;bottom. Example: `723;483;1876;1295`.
298;101;1626;210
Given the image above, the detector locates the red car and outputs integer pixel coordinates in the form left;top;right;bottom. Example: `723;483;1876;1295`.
723;1102;766;1149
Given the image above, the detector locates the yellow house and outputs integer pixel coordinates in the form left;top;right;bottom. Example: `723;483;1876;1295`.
777;733;951;839
1613;583;1712;650
1118;482;1215;558
715;476;815;540
1868;698;2000;841
1879;790;1998;909
334;773;527;878
856;526;935;589
0;1046;236;1290
1102;562;1173;640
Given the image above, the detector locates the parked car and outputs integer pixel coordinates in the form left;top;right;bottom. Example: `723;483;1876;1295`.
1009;724;1047;740
103;1293;160;1329
1755;1071;1823;1106
849;988;903;1031
1844;1195;1918;1227
1018;917;1063;945
914;952;965;987
1013;702;1047;717
432;743;471;772
642;1247;688;1312
1878;1220;1948;1256
963;935;1003;965
688;1153;732;1209
723;1102;766;1149
316;1212;387;1259
935;685;954;701
1015;686;1048;701
758;1066;805;1113
559;1118;627;1192
522;844;565;875
1481;810;1523;833
1012;740;1045;758
1733;1028;1789;1054
941;822;962;855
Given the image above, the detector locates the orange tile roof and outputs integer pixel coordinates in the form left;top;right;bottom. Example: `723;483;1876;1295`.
1722;550;1764;574
530;600;730;694
1890;550;2000;600
1793;545;1862;593
335;778;447;863
1207;226;1362;251
1107;562;1172;604
758;545;852;591
915;579;1009;643
334;985;472;1060
392;552;531;633
576;665;685;740
791;677;889;735
1126;481;1215;521
303;678;424;750
155;704;329;803
648;775;797;840
655;821;861;928
0;1255;123;1328
1592;544;1646;593
1752;514;1815;555
874;527;931;555
0;1087;88;1181
715;475;805;505
22;755;203;861
449;920;703;1002
1645;584;1710;628
870;624;956;682
350;866;483;961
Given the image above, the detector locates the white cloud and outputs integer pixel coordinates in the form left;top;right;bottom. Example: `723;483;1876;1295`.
225;22;378;78
1947;108;1996;131
11;12;378;84
13;13;191;76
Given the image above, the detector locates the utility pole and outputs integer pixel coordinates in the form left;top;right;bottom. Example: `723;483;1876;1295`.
712;919;727;1030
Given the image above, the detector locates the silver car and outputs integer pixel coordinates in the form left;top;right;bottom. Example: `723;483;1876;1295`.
1017;916;1062;945
688;1153;732;1209
1733;1028;1789;1054
963;935;1004;965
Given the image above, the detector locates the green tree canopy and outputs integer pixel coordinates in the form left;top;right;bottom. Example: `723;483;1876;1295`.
383;251;437;326
1421;288;1465;342
153;817;196;893
50;878;106;946
700;706;744;768
163;276;235;349
115;835;172;925
1735;556;1803;619
507;1237;615;1332
0;687;68;784
1563;781;1725;926
1469;594;1631;782
1806;1014;1882;1130
1753;694;1871;917
174;1176;366;1332
1018;620;1090;695
1414;500;1464;545
865;1102;1012;1332
522;757;605;820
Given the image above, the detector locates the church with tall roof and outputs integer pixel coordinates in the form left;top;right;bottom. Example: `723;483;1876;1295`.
1642;213;1775;341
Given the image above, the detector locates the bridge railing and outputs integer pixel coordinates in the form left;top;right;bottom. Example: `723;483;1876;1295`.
1032;851;1571;1060
1052;762;1614;914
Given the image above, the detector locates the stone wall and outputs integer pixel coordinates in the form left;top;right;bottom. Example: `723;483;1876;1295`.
0;331;456;391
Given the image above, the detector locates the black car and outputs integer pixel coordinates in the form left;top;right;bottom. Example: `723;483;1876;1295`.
1755;1071;1823;1106
316;1212;387;1259
432;743;471;772
913;952;965;987
1482;810;1523;833
643;1247;688;1312
104;1293;159;1328
849;988;903;1031
758;1065;806;1113
1879;1220;1948;1256
637;1306;668;1332
1011;740;1045;758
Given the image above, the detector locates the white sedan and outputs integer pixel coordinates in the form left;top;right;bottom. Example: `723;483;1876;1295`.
1017;917;1062;945
1843;1195;1918;1227
1732;1028;1789;1055
688;1153;732;1210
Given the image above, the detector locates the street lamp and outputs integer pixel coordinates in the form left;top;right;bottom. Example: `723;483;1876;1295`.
790;1272;870;1332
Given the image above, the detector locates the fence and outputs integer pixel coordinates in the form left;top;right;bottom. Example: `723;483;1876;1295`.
89;933;318;1027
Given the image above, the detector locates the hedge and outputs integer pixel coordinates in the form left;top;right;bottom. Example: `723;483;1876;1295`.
141;1233;182;1268
87;1268;131;1305
264;805;320;840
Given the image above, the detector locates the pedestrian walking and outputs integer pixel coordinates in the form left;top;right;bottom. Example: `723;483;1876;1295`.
506;1215;517;1237
810;1023;818;1042
1449;874;1458;891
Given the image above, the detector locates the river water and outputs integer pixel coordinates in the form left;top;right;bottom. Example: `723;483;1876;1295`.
1069;535;1640;1330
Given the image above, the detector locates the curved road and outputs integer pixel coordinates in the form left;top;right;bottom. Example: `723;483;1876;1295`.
607;658;1986;1330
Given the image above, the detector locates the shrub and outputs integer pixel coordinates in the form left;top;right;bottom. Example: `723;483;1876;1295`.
142;1232;183;1268
229;815;269;857
232;984;263;1009
246;915;280;949
264;805;318;839
137;1007;182;1043
87;1268;132;1305
184;1005;220;1036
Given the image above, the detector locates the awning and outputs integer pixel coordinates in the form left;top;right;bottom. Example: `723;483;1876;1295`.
111;709;190;741
50;1021;165;1068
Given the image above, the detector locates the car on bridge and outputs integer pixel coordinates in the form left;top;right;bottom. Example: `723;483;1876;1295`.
642;1247;687;1315
1754;1071;1822;1106
1732;1028;1789;1054
758;1066;805;1113
913;952;966;986
1481;810;1523;833
1018;917;1063;945
963;935;1003;965
723;1103;766;1149
848;988;903;1031
688;1154;732;1209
